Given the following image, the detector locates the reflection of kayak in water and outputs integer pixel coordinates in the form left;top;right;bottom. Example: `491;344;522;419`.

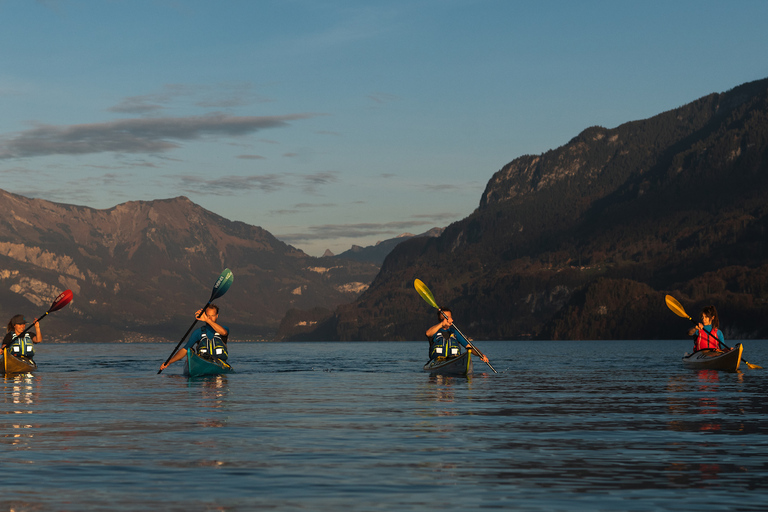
1;348;37;374
682;343;743;371
183;350;234;377
423;351;472;376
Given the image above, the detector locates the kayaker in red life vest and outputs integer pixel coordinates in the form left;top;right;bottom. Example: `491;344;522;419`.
1;315;42;358
159;304;229;371
687;305;725;352
425;308;490;364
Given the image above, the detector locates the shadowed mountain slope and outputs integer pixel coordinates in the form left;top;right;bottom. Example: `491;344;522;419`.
305;78;768;341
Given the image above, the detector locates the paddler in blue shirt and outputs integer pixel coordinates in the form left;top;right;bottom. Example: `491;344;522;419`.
425;308;489;364
159;304;230;371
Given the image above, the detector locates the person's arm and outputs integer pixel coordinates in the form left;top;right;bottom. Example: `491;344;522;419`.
198;310;229;339
1;332;12;350
32;321;42;344
159;347;187;370
425;312;452;338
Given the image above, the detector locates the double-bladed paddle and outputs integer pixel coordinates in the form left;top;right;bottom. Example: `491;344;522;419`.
17;289;74;336
665;294;761;369
158;268;234;374
414;278;497;373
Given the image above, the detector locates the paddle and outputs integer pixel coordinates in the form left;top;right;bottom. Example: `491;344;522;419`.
17;289;74;337
414;279;497;373
158;268;234;374
664;294;762;369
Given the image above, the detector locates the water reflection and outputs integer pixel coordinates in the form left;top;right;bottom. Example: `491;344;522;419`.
2;373;37;448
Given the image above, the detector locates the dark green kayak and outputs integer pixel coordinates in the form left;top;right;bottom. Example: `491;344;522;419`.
423;350;472;376
183;350;233;377
2;348;37;374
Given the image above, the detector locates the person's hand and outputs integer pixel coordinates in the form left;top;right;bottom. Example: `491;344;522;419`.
159;362;169;370
195;309;207;321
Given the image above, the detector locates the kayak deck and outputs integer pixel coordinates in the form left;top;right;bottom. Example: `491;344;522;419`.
423;350;472;376
184;350;233;377
682;343;743;371
1;349;37;374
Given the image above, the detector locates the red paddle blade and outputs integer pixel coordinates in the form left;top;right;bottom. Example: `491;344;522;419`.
49;289;73;312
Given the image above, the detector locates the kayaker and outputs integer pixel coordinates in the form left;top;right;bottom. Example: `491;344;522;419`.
1;314;42;359
159;304;230;371
425;308;489;364
687;305;725;352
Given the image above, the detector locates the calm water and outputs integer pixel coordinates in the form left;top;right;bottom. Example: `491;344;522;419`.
3;340;768;511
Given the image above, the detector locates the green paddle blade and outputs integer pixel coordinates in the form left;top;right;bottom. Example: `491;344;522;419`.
211;268;234;301
414;279;439;310
665;295;692;321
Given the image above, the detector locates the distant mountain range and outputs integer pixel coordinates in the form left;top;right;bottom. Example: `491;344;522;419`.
0;192;379;342
295;77;768;341
326;228;444;265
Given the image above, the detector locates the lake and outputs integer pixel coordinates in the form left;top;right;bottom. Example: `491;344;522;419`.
2;340;768;511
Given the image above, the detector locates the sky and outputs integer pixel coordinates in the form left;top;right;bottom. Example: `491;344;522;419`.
1;1;766;257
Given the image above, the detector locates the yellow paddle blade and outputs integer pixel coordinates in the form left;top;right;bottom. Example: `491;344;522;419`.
665;294;692;321
414;279;439;310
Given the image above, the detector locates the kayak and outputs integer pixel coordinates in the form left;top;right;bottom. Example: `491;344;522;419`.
682;343;743;371
1;348;37;374
423;350;472;376
183;350;233;377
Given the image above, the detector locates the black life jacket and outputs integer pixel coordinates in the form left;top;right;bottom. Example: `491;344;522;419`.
430;328;462;360
10;333;34;358
196;329;228;361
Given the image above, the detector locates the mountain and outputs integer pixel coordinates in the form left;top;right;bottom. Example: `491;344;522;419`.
301;77;768;341
0;192;379;342
328;228;444;265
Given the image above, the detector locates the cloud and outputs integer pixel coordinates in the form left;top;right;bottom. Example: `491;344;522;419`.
172;171;338;196
0;113;320;159
108;82;271;114
269;202;337;215
277;214;456;243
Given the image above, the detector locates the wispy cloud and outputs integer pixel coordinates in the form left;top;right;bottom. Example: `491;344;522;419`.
277;213;456;243
108;83;272;115
269;202;338;215
0;113;320;159
171;171;338;196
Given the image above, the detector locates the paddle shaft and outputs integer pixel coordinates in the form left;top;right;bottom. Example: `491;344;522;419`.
18;311;50;337
438;309;497;373
157;304;209;374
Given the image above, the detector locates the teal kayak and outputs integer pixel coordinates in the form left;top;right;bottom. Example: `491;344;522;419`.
183;350;233;377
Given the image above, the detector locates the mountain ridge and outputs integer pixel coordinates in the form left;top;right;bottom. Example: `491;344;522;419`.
300;77;768;341
0;190;380;341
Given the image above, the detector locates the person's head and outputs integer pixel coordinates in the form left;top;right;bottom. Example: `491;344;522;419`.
439;308;452;323
7;314;26;334
701;305;719;329
205;304;219;319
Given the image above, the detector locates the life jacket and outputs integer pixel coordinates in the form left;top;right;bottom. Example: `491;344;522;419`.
196;329;228;361
694;327;721;351
430;328;462;360
9;333;34;359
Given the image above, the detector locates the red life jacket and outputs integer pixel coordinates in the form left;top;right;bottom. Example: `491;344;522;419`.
694;327;721;351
